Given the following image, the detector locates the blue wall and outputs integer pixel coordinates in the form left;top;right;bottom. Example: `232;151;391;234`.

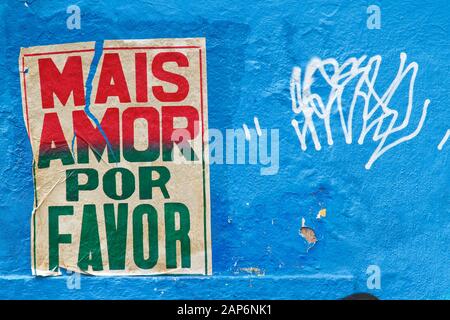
0;0;449;299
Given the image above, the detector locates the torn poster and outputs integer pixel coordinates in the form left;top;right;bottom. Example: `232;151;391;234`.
19;38;211;276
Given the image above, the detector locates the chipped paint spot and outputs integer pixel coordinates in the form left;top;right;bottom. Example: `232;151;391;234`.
316;208;327;219
239;267;265;276
300;217;317;248
300;227;317;244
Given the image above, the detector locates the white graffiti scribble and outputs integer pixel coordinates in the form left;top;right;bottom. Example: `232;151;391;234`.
290;52;430;169
243;116;262;141
437;130;450;151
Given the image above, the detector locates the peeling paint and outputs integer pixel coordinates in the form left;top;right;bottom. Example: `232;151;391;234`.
316;208;327;219
300;226;317;245
239;267;265;276
300;218;318;248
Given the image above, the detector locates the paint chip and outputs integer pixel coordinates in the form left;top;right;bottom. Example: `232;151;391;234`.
300;217;317;245
240;267;264;276
300;226;317;244
316;208;327;219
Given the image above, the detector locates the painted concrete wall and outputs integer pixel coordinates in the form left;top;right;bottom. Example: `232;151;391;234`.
0;0;449;299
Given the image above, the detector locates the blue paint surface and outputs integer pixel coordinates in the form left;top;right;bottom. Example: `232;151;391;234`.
0;0;449;299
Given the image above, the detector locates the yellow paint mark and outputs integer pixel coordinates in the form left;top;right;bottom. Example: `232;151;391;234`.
316;208;327;219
